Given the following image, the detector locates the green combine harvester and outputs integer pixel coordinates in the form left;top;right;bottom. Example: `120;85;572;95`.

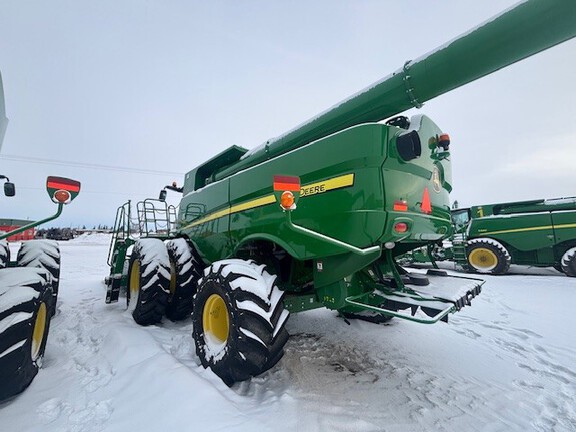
105;0;576;386
0;71;81;401
452;198;576;275
401;198;576;277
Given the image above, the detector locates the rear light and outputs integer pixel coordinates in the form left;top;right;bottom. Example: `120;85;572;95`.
438;133;450;150
394;200;408;212
394;222;409;233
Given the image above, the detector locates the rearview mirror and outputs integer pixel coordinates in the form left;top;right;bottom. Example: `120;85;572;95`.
3;181;15;197
158;189;167;202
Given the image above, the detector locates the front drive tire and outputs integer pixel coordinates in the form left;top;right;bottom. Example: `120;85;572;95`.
561;247;576;277
466;238;511;275
17;240;61;316
0;268;53;401
165;238;204;321
192;259;290;386
127;239;171;326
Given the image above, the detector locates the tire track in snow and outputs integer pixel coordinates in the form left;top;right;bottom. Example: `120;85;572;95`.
38;283;115;432
450;311;576;431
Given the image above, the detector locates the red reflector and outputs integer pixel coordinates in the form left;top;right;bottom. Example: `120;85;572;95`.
47;177;81;192
273;175;300;192
394;222;408;233
393;200;408;212
421;188;432;214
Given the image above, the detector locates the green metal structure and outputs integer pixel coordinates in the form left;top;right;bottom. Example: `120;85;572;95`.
400;198;576;277
451;198;576;276
105;0;576;385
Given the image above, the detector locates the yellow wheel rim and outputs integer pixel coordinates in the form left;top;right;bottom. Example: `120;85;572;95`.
169;261;177;297
203;294;229;345
129;260;141;302
469;247;498;270
31;302;47;361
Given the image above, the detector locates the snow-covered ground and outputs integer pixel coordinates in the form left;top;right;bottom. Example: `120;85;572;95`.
1;234;575;432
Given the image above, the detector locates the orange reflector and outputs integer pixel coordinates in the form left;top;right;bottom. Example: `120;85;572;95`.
280;191;295;210
393;200;408;212
394;222;408;233
273;175;300;192
54;190;71;203
421;188;432;214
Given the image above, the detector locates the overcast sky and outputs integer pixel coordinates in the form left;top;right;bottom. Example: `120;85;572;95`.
1;0;575;228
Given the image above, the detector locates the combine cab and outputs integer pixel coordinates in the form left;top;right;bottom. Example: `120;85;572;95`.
106;0;576;386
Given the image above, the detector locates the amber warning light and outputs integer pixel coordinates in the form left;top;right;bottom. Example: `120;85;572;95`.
46;176;81;204
273;175;300;211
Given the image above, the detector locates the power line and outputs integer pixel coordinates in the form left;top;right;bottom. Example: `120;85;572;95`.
0;154;184;177
15;185;168;197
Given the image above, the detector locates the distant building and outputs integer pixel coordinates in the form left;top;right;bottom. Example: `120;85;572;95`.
0;218;35;242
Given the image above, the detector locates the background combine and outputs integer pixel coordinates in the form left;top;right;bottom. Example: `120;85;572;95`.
105;0;576;386
0;70;81;401
404;197;576;277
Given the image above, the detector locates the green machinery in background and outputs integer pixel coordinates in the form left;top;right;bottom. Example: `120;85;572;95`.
402;198;576;277
455;198;576;275
0;70;81;401
105;0;576;386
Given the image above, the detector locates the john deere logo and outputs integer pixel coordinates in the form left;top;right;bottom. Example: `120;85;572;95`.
432;166;441;193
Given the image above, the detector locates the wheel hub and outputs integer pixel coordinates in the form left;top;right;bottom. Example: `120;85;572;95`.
129;260;141;302
203;294;229;345
31;302;47;361
469;247;497;270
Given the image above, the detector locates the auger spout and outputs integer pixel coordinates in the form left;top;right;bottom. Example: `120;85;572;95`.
214;0;576;181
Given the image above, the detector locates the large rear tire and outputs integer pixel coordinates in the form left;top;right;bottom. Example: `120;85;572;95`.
0;268;53;401
192;259;289;386
127;239;171;326
17;240;61;316
466;238;511;275
165;238;204;321
561;247;576;277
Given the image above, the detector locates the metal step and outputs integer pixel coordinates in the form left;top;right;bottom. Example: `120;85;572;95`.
345;271;483;324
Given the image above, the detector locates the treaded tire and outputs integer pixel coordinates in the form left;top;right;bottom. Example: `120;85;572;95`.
192;259;290;386
0;268;53;401
561;247;576;277
0;240;10;269
466;238;511;275
165;238;204;321
0;241;9;269
127;239;170;326
17;240;61;316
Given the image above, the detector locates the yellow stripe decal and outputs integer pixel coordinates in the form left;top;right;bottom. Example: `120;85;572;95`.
187;195;276;228
300;173;355;197
185;173;355;228
480;222;576;236
230;195;277;214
